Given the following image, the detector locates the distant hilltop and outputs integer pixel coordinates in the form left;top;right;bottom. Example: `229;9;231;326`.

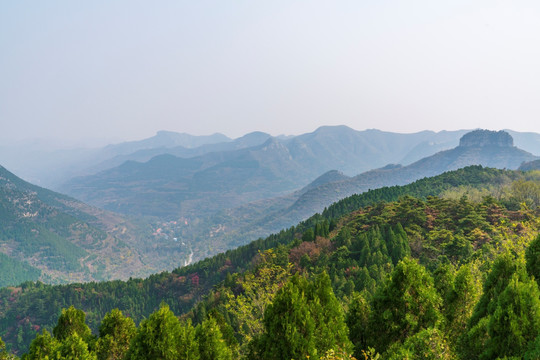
459;130;514;148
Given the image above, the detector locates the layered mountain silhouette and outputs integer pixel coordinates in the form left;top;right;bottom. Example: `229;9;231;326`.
0;132;232;188
183;130;539;256
60;127;479;218
4;126;540;191
278;129;537;222
2;128;539;281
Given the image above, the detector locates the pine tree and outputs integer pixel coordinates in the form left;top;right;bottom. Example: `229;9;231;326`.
368;258;442;352
125;304;181;360
526;234;540;285
58;333;96;360
256;273;352;359
196;317;232;360
95;309;136;360
53;306;93;343
22;330;59;360
482;274;540;359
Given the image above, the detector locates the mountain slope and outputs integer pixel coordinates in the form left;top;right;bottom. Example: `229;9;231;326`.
0;165;173;285
181;130;538;257
269;130;538;227
0;165;537;355
520;159;540;171
61;127;472;219
62;137;313;218
0;132;232;188
82;131;272;176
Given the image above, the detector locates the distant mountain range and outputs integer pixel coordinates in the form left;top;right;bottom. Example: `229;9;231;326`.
2;126;540;191
2;127;539;268
0;131;232;188
178;130;539;259
61;128;539;221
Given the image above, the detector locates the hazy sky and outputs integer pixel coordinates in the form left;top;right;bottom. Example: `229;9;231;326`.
1;1;540;143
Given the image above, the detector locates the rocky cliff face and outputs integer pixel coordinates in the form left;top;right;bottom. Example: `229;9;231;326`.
459;130;514;147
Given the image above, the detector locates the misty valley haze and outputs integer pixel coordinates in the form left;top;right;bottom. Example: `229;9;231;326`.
3;1;540;358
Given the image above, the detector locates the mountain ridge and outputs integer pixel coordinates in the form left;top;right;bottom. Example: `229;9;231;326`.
180;130;538;258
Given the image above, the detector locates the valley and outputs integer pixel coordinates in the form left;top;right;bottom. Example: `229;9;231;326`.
0;128;539;359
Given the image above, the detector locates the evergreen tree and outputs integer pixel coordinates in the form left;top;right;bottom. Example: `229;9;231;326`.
256;275;316;360
125;304;181;360
196;317;232;360
309;272;352;355
346;292;371;358
22;330;59;360
385;327;455;360
58;334;96;360
443;263;482;347
526;234;540;285
368;258;442;352
0;337;17;360
256;273;351;360
482;274;540;359
95;309;136;360
52;306;92;343
178;320;199;360
460;253;526;359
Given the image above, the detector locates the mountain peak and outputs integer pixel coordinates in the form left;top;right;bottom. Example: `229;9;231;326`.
459;130;514;148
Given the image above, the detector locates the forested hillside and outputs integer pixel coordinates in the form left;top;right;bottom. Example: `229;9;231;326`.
171;130;538;263
0;166;539;359
0;165;185;286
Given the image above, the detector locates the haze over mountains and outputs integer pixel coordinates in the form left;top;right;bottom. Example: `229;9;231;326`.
59;127;539;219
51;129;539;262
0;165;193;286
1;127;539;275
175;130;539;258
3;126;540;191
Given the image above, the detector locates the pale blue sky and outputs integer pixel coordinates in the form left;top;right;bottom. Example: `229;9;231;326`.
1;1;540;143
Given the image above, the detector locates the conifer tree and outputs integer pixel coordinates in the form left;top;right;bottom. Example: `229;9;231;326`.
385;327;455;360
482;274;540;359
52;306;92;343
309;272;352;354
125;304;182;360
196;317;232;360
58;334;96;360
346;292;371;358
526;234;540;285
257;273;351;360
257;275;316;360
178;319;199;360
443;263;482;347
0;337;17;360
95;309;136;360
368;258;442;353
460;253;528;359
22;330;59;360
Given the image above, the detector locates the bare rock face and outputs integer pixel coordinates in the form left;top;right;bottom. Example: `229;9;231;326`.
459;130;514;148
